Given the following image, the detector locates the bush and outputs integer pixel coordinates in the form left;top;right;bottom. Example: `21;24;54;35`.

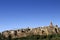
0;34;60;40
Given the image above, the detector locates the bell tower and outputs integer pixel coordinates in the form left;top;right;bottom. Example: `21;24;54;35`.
49;21;53;28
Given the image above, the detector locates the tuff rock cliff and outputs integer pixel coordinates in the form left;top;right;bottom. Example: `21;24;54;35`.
1;22;60;39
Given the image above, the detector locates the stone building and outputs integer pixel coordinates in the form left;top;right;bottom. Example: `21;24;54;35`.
1;22;60;38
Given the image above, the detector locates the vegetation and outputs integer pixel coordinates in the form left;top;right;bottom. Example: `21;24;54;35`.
0;34;60;40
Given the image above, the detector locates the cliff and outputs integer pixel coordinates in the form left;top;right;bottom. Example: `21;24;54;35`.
1;22;60;39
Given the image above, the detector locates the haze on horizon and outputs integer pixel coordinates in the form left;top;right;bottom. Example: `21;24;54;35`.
0;0;60;32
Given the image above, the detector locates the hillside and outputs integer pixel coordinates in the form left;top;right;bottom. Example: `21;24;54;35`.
0;22;60;40
0;34;60;40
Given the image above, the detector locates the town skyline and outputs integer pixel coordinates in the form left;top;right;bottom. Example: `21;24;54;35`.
0;0;60;32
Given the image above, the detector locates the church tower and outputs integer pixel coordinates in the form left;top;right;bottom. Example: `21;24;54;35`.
49;21;53;28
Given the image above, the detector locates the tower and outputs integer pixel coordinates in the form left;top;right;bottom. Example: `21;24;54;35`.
49;21;53;28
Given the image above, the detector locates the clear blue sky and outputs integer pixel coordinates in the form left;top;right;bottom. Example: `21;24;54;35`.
0;0;60;32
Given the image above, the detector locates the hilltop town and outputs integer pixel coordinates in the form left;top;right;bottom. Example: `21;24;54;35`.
0;22;60;39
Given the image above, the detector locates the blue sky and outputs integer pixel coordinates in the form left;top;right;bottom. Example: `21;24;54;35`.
0;0;60;32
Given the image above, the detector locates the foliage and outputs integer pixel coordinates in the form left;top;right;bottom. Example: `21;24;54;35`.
0;34;60;40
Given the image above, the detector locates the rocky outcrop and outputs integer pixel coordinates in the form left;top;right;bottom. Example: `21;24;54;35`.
1;22;60;39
